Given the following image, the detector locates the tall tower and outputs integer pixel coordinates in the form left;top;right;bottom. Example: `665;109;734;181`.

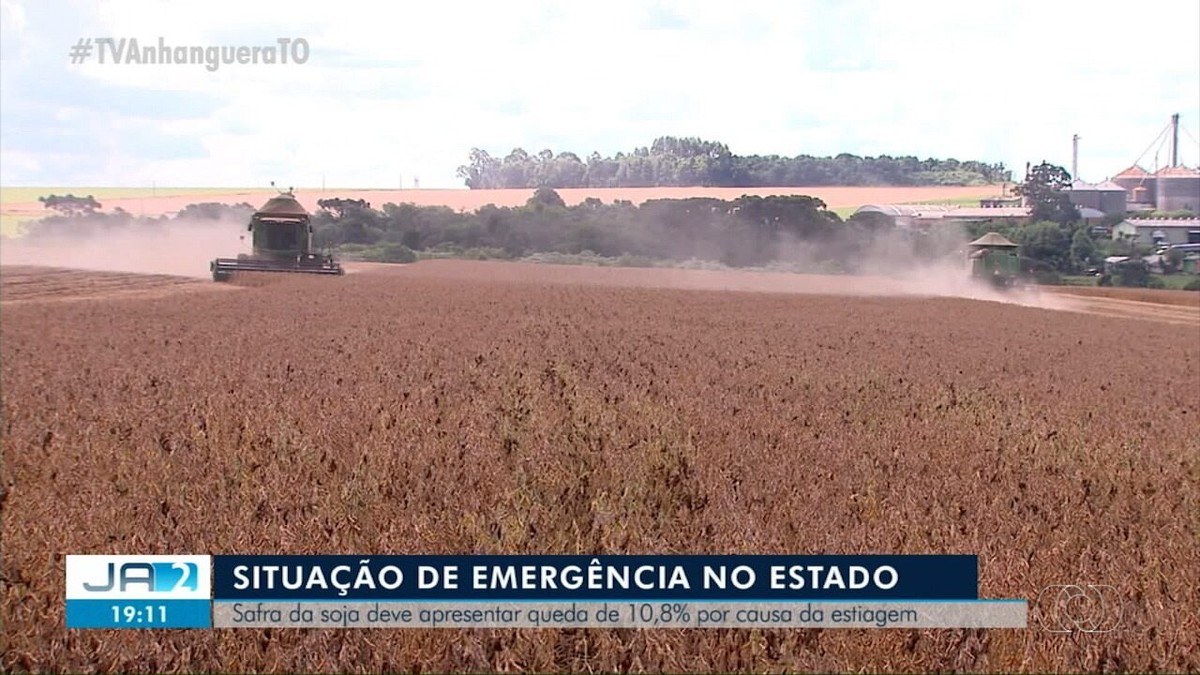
1072;134;1080;179
1170;113;1180;167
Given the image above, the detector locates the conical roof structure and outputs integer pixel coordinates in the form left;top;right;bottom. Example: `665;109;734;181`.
967;232;1018;248
1114;165;1149;178
256;193;309;217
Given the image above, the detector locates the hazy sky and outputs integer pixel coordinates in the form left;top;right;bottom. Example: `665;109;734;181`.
1;0;1198;188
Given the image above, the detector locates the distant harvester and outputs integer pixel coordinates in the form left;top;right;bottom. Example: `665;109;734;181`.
966;232;1021;289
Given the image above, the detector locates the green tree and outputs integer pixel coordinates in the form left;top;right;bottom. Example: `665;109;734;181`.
1163;247;1186;274
456;148;500;189
1115;259;1152;287
175;202;254;221
38;194;102;216
317;198;371;219
1019;220;1072;271
527;187;566;210
1069;227;1097;270
1013;162;1079;225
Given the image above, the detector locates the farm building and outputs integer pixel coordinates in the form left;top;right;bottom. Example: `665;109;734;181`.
1068;179;1127;215
853;203;1103;228
851;204;955;229
853;204;1031;229
939;207;1033;222
1103;256;1128;274
979;195;1023;208
1111;218;1200;247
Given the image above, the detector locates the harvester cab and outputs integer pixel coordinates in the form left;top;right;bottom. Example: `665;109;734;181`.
967;232;1021;290
210;187;344;281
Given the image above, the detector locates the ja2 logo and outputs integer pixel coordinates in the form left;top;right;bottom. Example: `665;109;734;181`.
83;561;200;593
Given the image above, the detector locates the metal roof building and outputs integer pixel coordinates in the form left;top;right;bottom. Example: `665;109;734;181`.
854;203;1107;228
1068;179;1127;215
1112;218;1200;246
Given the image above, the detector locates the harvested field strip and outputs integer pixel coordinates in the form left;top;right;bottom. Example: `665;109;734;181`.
1053;295;1200;326
0;266;212;304
1046;285;1200;308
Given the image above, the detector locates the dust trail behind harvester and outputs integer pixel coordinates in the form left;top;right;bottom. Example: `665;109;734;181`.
0;218;251;278
760;225;1074;312
0;210;1072;316
878;257;1073;312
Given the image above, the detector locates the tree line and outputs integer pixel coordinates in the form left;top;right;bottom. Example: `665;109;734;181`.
456;136;1011;189
26;190;939;272
310;188;901;269
28;180;1185;287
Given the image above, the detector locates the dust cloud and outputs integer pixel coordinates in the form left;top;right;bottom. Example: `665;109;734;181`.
0;209;1069;312
760;226;1074;311
878;257;1072;311
0;218;251;279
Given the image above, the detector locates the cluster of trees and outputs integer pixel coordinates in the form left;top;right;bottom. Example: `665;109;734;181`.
37;194;102;217
25;189;947;272
28;195;258;239
456;137;1011;189
308;188;913;269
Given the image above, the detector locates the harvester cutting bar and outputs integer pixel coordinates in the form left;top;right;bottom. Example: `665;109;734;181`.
212;189;346;282
210;257;344;282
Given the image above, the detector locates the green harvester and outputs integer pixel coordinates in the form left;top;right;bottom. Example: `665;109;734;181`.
967;232;1021;289
210;187;344;282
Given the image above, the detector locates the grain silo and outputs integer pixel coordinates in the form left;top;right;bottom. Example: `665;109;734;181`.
1132;185;1154;207
1113;165;1156;207
1069;180;1102;211
1155;166;1200;213
1094;181;1128;214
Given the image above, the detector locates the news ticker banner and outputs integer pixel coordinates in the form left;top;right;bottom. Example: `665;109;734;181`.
66;554;1027;629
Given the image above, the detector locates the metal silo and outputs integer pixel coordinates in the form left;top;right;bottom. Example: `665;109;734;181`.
1155;166;1200;212
1113;165;1154;205
1068;180;1102;211
1095;181;1129;215
1132;185;1152;205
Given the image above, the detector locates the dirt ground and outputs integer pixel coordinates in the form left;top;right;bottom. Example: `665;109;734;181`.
1044;285;1200;308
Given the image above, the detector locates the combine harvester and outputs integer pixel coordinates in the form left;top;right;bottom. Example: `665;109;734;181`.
210;187;344;282
966;231;1029;290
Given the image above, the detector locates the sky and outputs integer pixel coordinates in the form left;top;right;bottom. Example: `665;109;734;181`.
1;0;1198;189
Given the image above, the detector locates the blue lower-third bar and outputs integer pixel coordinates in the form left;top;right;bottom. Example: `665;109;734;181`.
66;599;212;629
